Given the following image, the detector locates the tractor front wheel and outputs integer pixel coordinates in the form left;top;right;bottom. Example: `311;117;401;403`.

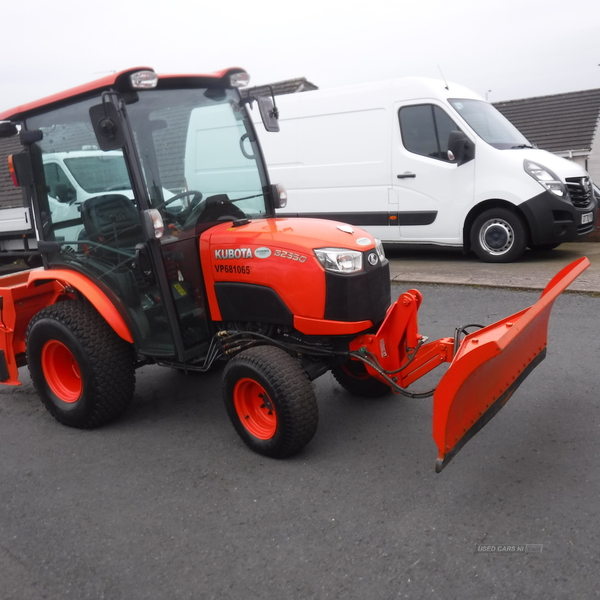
222;346;318;458
332;359;391;397
26;301;135;428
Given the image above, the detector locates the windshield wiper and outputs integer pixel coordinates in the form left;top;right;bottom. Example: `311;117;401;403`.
511;144;535;149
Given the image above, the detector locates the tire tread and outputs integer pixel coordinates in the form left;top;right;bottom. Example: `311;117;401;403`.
223;345;318;458
27;301;135;428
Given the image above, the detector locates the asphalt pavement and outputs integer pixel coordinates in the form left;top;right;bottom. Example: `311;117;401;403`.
386;242;600;294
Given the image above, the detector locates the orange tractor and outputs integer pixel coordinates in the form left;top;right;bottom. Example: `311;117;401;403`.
0;67;588;471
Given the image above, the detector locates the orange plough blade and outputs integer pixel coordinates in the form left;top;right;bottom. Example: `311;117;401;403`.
433;257;589;473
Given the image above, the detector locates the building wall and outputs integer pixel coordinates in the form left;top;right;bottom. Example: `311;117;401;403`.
586;136;600;184
0;137;25;209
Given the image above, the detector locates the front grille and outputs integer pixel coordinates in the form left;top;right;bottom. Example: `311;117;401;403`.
324;258;391;324
566;176;593;208
578;222;595;235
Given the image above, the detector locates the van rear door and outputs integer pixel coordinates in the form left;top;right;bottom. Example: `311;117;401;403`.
392;101;475;244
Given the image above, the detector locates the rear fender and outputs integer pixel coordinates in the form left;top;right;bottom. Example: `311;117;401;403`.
27;270;134;344
0;269;134;386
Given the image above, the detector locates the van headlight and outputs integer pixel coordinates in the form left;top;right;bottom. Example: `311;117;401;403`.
524;159;568;198
314;248;363;273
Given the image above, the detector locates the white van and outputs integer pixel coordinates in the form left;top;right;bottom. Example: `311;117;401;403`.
254;78;597;262
42;150;177;244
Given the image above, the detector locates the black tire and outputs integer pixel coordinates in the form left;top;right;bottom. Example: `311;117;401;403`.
222;346;318;458
470;208;527;263
332;360;391;398
26;301;135;428
529;243;561;252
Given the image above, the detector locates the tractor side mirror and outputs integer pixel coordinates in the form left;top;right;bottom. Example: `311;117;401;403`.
89;103;126;151
258;96;280;133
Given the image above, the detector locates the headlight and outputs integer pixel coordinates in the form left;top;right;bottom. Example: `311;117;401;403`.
524;160;568;198
375;238;386;262
314;248;363;273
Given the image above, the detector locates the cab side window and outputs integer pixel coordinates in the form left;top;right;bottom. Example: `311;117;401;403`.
399;105;459;162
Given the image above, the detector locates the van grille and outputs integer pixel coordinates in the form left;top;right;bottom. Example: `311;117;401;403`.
566;176;593;208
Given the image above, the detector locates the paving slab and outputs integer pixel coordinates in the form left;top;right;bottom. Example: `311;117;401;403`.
387;242;600;293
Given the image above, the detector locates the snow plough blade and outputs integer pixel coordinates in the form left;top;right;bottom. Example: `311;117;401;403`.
432;257;589;473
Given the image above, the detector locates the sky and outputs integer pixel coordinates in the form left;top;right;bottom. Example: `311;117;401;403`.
1;0;599;113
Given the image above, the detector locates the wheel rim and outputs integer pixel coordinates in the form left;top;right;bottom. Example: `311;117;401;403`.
479;218;515;256
41;340;82;403
233;378;277;439
341;361;370;380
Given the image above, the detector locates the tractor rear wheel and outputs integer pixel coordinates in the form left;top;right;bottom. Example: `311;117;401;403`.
332;359;391;397
222;346;318;458
26;301;135;428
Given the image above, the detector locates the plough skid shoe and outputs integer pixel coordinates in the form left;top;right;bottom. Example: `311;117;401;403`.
432;257;589;472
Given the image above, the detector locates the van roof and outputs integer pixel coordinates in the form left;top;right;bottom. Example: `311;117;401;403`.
281;77;483;103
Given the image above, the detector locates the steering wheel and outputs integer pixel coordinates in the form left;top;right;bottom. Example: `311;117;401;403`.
105;181;131;192
159;190;203;210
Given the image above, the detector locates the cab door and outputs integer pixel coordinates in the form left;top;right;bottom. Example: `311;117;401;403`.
392;102;475;243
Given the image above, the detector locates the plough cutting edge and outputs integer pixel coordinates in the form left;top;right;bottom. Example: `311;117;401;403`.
433;256;589;471
351;257;590;472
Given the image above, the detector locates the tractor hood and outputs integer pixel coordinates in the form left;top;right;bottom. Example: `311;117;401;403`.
205;217;380;252
199;218;390;332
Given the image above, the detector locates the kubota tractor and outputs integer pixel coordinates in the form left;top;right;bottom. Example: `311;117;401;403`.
0;67;589;471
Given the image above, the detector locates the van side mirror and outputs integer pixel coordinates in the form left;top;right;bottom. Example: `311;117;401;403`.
447;130;474;165
258;96;280;133
55;182;76;203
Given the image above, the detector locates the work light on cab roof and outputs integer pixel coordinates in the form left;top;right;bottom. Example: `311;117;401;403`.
229;71;250;88
130;70;158;89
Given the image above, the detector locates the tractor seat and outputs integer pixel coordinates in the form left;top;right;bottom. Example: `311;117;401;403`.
80;194;143;251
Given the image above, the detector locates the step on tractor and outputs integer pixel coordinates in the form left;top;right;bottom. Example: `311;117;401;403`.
0;67;589;471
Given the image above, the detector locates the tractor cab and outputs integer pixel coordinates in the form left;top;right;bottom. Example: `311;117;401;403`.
12;68;279;363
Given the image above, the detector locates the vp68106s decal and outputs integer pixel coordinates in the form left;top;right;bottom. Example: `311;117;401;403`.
214;265;251;275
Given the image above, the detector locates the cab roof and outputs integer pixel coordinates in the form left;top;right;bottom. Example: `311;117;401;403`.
0;66;247;122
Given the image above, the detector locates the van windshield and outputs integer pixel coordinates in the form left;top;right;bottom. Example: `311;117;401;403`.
64;154;129;193
448;99;532;150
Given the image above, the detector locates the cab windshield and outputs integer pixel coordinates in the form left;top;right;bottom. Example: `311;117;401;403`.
23;85;268;357
127;87;269;223
448;98;532;150
25;86;269;243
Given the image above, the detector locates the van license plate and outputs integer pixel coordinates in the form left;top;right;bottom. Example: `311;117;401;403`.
582;212;593;224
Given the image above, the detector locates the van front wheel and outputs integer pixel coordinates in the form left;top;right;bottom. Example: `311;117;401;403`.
470;209;527;263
